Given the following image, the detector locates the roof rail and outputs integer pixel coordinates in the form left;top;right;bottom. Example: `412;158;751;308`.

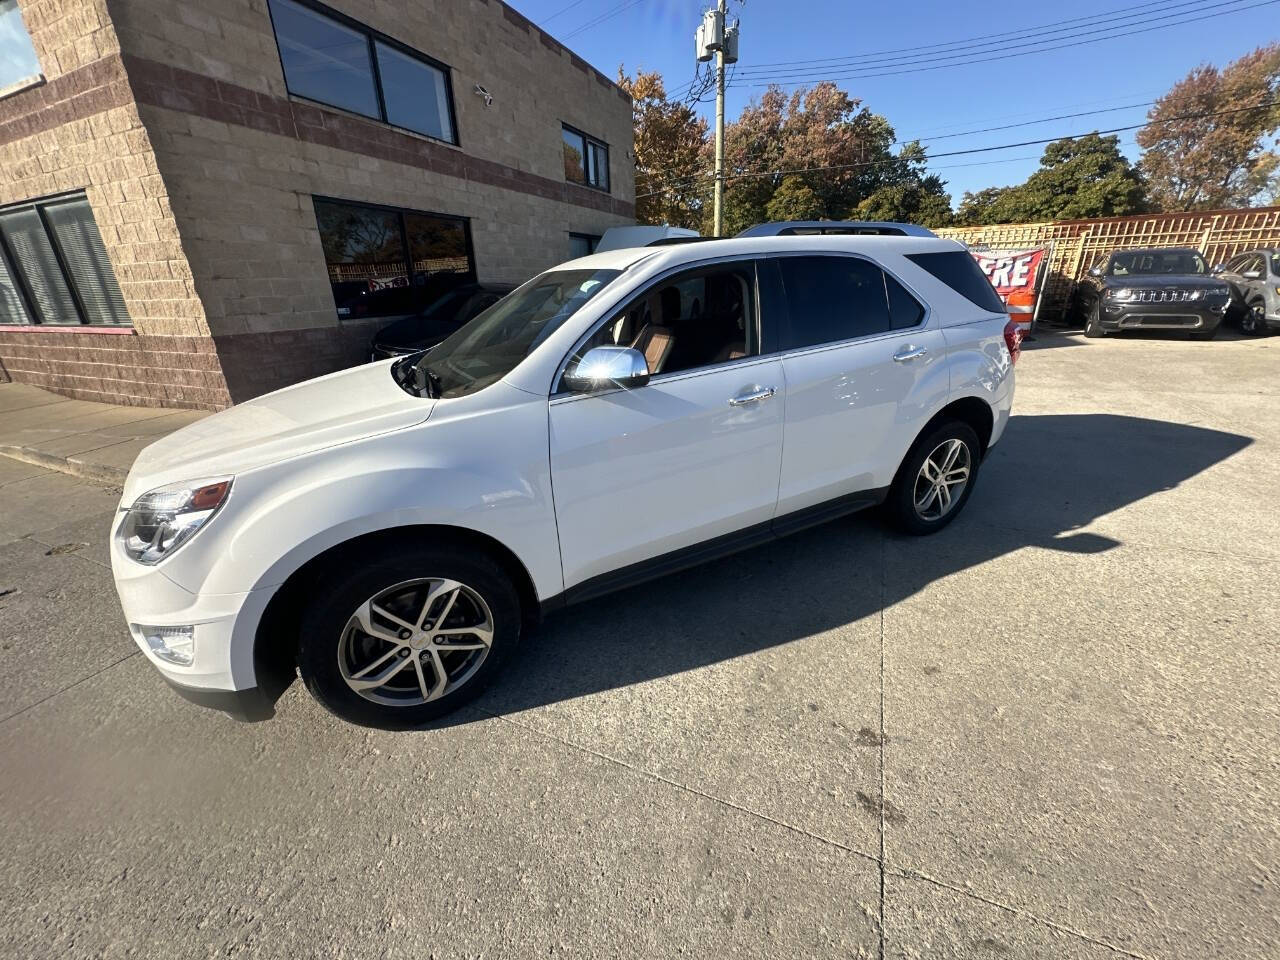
736;220;937;238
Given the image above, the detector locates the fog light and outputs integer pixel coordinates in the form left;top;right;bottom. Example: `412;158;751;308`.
134;624;195;666
1105;303;1122;313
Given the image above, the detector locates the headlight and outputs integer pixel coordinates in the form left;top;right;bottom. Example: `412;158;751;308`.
118;478;232;565
1107;288;1135;301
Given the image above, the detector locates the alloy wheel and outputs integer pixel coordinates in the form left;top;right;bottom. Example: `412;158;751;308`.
337;578;495;706
1242;303;1265;334
913;438;971;521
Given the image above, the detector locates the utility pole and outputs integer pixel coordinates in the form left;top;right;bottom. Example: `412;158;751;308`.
713;0;726;238
696;4;737;237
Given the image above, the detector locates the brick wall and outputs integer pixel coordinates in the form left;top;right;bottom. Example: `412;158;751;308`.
0;0;231;408
111;0;636;401
3;0;636;408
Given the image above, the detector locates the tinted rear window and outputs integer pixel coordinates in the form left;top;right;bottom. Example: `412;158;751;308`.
906;251;1006;314
885;272;925;329
778;256;891;349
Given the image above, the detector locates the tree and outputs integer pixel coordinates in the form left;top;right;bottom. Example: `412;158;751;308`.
951;134;1147;225
617;69;708;229
765;176;824;221
955;186;1015;225
713;83;952;233
855;143;953;226
1137;44;1280;210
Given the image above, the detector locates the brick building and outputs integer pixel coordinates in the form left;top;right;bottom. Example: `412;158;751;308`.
0;0;635;408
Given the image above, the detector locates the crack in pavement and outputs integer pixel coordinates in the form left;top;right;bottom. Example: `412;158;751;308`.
0;649;141;727
877;528;887;960
481;707;1158;960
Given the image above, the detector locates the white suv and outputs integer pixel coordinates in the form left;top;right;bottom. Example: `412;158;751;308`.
111;236;1018;727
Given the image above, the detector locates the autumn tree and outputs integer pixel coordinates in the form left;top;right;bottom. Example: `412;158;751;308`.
1137;44;1280;210
617;69;708;229
953;134;1146;225
712;83;952;234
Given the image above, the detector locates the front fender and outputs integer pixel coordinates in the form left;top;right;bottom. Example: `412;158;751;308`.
154;386;562;604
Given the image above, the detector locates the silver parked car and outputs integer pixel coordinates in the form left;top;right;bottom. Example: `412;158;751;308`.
1216;249;1280;336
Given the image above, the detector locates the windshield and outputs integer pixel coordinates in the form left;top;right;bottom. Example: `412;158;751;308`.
1107;250;1208;276
413;269;620;398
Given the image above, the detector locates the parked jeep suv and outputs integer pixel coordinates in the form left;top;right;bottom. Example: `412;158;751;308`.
1074;247;1232;339
111;236;1018;728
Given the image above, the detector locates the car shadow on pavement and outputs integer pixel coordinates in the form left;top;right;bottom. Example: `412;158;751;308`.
439;413;1252;727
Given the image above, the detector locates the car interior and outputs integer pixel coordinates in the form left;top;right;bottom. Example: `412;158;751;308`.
576;267;756;378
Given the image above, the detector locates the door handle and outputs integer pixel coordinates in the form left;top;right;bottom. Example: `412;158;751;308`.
728;385;776;406
893;345;928;362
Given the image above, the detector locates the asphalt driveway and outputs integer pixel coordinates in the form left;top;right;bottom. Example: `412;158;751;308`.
0;327;1276;958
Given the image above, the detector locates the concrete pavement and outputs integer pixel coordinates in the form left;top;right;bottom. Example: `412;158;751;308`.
0;328;1277;958
0;382;207;484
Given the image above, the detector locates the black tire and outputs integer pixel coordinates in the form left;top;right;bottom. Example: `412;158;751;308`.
298;543;521;728
1239;299;1267;336
1083;301;1105;338
887;420;982;536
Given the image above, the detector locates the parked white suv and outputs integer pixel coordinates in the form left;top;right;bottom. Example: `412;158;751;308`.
111;236;1019;727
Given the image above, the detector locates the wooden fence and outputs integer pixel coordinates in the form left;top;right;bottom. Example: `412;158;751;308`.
327;256;471;285
938;206;1280;318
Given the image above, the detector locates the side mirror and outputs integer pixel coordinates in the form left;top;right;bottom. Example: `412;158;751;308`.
1243;269;1263;280
1088;266;1103;278
562;346;650;393
1212;263;1226;274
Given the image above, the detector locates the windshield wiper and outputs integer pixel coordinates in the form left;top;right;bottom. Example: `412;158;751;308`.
413;364;442;399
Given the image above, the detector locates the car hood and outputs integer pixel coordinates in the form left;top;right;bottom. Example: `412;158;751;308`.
1104;274;1227;289
123;360;433;503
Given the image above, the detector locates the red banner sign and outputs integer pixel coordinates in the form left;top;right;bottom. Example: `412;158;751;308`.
972;248;1046;299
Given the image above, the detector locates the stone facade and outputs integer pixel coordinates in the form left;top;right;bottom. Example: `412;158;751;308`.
0;0;635;408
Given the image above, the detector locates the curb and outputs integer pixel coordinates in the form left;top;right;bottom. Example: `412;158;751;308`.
0;445;127;486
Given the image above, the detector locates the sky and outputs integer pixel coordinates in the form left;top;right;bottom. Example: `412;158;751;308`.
509;0;1278;207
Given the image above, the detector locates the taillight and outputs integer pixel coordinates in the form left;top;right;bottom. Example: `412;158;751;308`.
1003;320;1023;364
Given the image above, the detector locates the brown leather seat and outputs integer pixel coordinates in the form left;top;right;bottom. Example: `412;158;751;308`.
712;341;747;363
631;324;675;373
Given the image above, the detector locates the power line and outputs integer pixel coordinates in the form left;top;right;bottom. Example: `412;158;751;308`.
634;99;1280;198
666;0;1270;98
561;0;648;40
738;0;1201;70
731;0;1206;74
735;0;1278;86
537;0;593;24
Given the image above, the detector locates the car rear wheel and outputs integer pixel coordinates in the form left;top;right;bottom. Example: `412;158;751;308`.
298;544;521;728
1239;299;1267;336
887;421;981;536
1083;302;1105;338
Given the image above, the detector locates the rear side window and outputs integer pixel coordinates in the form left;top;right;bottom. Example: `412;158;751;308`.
885;272;925;329
777;256;891;349
907;251;1006;314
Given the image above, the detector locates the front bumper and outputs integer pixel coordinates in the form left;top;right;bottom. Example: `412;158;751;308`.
162;675;276;721
111;514;281;717
1100;301;1227;331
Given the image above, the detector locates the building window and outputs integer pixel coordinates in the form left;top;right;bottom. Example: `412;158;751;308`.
562;125;609;191
568;233;600;259
0;193;130;327
267;0;458;144
0;0;42;96
313;197;474;319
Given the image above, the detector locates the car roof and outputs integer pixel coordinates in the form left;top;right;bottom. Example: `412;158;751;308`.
554;234;963;275
1109;247;1202;256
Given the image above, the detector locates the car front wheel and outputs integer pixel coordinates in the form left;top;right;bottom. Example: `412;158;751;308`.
887;421;981;535
1083;301;1105;338
1239;299;1267;336
298;544;521;728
